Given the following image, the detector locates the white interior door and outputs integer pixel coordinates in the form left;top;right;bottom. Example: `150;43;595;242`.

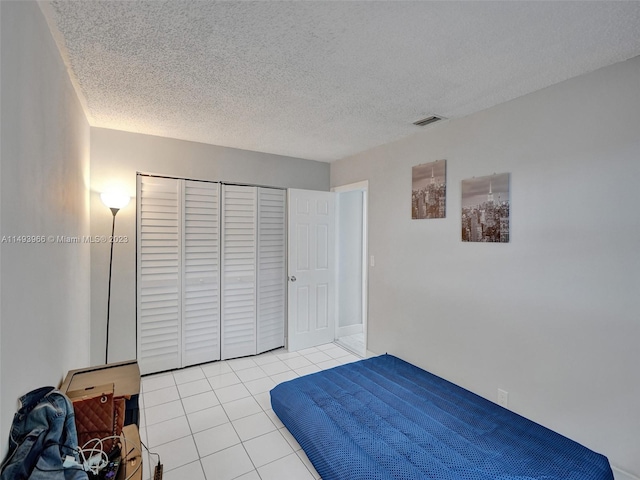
287;189;336;351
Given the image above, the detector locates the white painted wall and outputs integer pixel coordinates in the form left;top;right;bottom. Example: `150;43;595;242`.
0;0;91;457
90;128;330;365
336;190;364;329
331;57;640;477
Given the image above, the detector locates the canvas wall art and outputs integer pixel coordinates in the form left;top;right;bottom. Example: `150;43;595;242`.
461;173;510;242
412;160;446;219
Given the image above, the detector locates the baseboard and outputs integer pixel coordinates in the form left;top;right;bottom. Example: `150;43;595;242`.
336;324;363;338
613;466;640;480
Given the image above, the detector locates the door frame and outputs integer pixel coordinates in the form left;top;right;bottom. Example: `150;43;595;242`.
331;180;369;355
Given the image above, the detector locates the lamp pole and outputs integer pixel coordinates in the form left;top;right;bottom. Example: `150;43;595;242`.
101;190;130;365
105;207;120;364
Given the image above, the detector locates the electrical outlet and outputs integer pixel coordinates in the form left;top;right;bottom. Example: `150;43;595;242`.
498;388;509;408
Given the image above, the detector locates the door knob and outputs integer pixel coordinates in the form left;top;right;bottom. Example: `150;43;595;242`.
289;276;297;282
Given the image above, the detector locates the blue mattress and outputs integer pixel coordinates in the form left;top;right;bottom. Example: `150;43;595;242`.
270;354;613;480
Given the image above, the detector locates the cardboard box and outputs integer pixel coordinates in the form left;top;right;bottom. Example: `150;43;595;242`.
60;360;140;427
117;424;143;480
66;382;114;403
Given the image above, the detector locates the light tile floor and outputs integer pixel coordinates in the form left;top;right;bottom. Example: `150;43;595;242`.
139;343;361;480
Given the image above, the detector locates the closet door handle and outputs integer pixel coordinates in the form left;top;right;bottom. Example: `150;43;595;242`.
289;276;297;282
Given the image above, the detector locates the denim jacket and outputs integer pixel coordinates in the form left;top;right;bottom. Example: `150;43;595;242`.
0;386;88;480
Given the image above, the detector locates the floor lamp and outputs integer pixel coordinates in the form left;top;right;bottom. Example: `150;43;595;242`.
100;191;130;364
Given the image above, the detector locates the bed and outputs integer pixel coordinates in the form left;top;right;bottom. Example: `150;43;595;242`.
270;354;613;480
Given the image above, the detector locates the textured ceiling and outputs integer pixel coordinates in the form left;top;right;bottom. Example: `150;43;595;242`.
44;1;640;162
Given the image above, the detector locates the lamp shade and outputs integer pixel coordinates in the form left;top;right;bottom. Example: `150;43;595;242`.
100;191;130;210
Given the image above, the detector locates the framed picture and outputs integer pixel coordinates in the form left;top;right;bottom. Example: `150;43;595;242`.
412;160;446;219
461;173;510;242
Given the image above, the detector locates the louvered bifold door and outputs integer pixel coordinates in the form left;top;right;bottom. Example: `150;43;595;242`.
137;175;182;375
257;188;286;353
221;185;257;360
182;180;221;366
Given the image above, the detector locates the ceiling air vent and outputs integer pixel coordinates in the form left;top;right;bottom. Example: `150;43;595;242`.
413;115;444;127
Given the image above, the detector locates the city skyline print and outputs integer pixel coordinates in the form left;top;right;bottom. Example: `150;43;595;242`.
461;173;510;243
412;160;446;219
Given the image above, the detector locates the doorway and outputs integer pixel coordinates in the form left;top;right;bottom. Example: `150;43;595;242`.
333;181;368;357
286;183;368;357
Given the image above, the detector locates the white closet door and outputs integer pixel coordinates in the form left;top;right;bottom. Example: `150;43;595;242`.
257;188;286;353
137;176;182;375
182;180;220;366
221;185;257;360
